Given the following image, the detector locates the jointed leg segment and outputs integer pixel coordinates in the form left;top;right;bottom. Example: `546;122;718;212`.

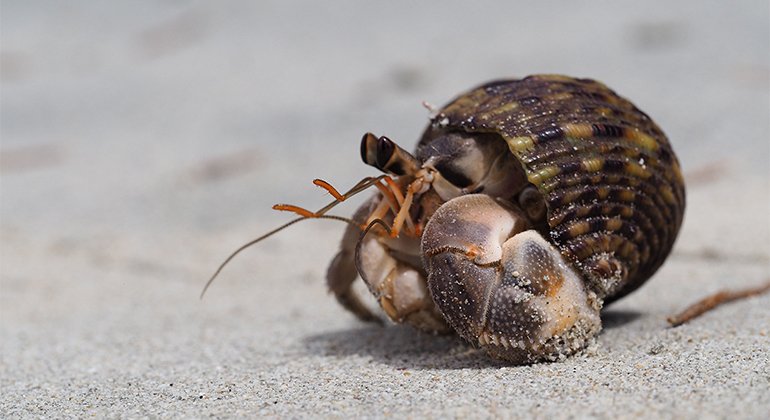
274;175;420;237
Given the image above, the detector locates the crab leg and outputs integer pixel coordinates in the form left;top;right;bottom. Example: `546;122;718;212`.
390;183;415;238
273;176;387;218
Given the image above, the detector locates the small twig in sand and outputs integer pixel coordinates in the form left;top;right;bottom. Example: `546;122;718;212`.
667;280;770;327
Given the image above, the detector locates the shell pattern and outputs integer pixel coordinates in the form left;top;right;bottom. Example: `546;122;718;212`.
419;75;686;303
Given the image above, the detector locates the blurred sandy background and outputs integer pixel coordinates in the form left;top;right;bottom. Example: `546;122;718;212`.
2;1;768;418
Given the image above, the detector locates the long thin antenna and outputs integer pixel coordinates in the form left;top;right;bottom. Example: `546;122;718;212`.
200;214;356;299
201;175;390;299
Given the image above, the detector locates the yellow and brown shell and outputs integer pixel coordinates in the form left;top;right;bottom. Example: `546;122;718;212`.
419;75;686;302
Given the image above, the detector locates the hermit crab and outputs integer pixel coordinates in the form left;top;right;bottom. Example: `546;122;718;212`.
204;75;686;364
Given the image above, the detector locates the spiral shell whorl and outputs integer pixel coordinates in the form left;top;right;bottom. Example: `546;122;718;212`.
421;75;686;301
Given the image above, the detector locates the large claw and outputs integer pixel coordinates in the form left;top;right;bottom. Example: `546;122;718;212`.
422;194;601;363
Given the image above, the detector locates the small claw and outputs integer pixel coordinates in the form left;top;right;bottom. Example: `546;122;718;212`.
354;203;450;333
326;198;382;323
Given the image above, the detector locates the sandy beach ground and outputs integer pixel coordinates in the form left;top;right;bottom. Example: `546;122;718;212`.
2;1;768;418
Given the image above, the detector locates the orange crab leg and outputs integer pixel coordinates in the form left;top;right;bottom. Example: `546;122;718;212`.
313;179;345;201
383;176;406;205
390;182;416;237
374;176;419;236
365;196;392;227
373;179;401;215
272;204;317;218
274;174;419;236
272;176;387;219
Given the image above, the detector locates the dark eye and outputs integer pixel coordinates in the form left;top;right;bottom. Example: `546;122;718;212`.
435;161;473;188
376;136;396;169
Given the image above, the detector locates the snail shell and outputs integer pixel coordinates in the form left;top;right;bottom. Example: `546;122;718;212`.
420;75;686;302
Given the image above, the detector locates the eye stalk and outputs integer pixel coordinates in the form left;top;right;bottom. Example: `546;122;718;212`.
360;132;421;176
